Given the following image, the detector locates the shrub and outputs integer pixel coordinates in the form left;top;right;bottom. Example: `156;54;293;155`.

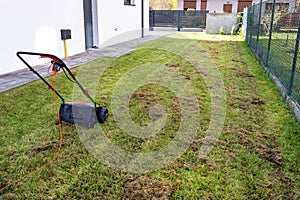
219;26;225;35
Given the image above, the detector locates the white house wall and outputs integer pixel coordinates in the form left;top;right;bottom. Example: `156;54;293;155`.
177;0;184;10
207;0;239;13
98;0;149;47
196;0;201;10
0;0;85;75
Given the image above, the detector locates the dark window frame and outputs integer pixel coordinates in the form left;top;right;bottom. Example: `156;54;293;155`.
124;0;135;6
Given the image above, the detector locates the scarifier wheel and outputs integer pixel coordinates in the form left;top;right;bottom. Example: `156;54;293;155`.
97;107;108;124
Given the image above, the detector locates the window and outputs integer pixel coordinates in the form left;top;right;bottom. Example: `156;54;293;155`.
237;0;252;13
201;0;207;11
124;0;135;6
223;4;233;13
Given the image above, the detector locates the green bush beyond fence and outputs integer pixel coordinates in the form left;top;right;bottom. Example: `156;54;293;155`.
246;0;300;121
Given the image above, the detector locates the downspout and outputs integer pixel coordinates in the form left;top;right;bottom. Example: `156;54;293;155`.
91;0;99;48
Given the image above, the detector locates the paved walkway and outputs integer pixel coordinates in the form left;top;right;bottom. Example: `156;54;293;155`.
0;35;164;93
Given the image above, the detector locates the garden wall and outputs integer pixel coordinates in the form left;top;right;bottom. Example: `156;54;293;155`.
206;13;238;34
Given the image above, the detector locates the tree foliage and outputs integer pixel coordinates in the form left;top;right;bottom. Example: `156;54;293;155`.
150;0;177;10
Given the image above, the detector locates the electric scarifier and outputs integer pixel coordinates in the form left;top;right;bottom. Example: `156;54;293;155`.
17;52;108;128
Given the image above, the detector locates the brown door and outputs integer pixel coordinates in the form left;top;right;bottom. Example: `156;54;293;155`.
223;4;233;13
201;0;207;10
238;0;252;13
184;0;196;10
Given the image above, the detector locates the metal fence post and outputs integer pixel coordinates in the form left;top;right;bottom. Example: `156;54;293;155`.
246;6;250;41
255;0;263;54
177;10;181;31
288;16;300;96
149;10;154;31
141;0;144;37
249;6;254;49
266;0;276;68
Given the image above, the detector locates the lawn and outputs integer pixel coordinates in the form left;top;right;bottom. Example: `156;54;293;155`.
0;33;299;199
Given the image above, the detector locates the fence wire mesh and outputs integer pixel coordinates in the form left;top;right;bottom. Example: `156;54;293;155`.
247;0;300;104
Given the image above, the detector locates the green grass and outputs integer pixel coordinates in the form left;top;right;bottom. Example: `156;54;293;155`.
249;31;300;102
0;34;299;199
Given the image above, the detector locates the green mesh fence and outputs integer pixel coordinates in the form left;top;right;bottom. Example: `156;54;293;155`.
246;0;300;104
291;34;300;102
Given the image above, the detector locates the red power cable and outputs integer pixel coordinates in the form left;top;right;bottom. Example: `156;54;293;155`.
0;71;63;192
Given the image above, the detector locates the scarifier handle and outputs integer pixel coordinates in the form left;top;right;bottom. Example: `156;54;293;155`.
16;52;97;107
17;52;65;103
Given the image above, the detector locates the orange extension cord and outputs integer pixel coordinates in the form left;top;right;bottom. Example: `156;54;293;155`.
0;71;63;192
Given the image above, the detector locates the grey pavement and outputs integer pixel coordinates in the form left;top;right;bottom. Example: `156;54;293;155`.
0;34;164;93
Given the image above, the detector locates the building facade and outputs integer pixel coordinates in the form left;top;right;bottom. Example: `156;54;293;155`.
0;0;149;75
177;0;260;13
